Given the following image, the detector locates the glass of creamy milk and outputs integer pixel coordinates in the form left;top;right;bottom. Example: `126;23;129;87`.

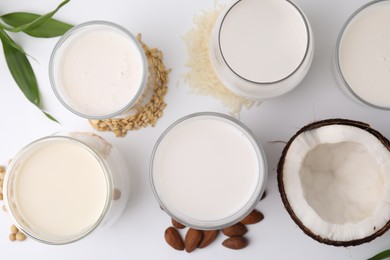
3;132;129;244
334;0;390;110
209;0;314;100
150;112;267;229
49;21;148;119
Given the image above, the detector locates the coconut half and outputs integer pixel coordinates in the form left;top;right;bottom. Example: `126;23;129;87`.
277;118;390;246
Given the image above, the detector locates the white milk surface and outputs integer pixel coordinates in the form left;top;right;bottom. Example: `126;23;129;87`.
12;138;108;239
153;115;261;222
339;2;390;108
56;25;144;117
219;0;308;83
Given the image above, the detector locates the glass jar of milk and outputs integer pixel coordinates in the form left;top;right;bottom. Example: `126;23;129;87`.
209;0;314;100
3;132;129;244
49;21;148;119
150;112;267;229
334;0;390;110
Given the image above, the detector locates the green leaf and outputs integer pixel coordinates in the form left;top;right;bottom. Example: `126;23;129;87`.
0;26;26;54
0;28;59;123
0;28;39;105
43;111;59;123
1;12;73;38
0;21;13;31
3;0;70;35
368;249;390;260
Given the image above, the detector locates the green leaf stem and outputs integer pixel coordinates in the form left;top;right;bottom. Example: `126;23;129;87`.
0;0;72;122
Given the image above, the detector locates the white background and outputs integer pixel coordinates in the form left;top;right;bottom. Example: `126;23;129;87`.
0;0;389;259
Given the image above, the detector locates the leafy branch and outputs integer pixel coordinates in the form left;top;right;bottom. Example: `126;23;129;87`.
0;0;73;122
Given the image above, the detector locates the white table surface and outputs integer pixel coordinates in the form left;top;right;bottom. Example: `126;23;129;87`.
1;0;389;259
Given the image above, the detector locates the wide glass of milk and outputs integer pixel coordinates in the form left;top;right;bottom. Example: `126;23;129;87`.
150;112;267;229
334;0;390;110
3;132;129;244
49;21;147;119
209;0;313;100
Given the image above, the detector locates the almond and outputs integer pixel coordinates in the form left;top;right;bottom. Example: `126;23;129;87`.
222;223;247;237
222;236;248;250
198;230;219;248
184;228;203;253
164;227;184;250
171;218;186;229
240;209;264;225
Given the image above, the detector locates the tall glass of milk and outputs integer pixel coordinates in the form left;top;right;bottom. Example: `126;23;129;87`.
3;132;129;244
209;0;314;100
49;21;148;119
334;0;390;110
150;113;267;229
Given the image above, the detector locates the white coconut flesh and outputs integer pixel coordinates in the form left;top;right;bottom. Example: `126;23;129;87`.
282;124;390;242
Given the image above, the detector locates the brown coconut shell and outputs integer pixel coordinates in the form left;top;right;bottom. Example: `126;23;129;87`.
277;118;390;247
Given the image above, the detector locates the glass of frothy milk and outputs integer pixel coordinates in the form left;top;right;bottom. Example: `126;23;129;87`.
209;0;314;100
3;132;129;244
150;112;267;230
49;21;147;119
334;0;390;110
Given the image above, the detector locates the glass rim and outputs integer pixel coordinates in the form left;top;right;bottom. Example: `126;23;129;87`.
217;0;312;85
149;112;268;230
335;0;390;110
3;135;113;245
49;20;148;119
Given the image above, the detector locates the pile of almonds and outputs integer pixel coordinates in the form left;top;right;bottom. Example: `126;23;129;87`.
0;164;27;242
164;192;266;252
165;223;220;252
